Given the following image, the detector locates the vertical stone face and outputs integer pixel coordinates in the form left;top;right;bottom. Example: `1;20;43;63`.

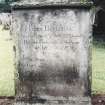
11;6;92;105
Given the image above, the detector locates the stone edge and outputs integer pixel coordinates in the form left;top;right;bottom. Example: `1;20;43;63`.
11;2;93;10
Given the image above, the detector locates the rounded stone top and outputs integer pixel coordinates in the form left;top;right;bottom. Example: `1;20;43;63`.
11;0;93;9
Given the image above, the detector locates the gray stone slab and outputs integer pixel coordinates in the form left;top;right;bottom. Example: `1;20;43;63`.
11;7;92;105
11;0;93;8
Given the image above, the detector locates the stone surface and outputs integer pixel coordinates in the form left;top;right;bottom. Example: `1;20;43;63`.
13;97;91;105
12;0;92;4
11;6;92;105
11;0;93;7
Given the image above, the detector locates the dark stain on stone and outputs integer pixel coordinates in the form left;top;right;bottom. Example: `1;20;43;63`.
38;10;49;16
29;96;47;104
13;45;16;57
17;61;80;97
17;63;47;85
17;62;32;82
37;15;43;22
32;71;47;84
23;13;29;21
52;10;60;16
51;9;67;16
63;65;79;85
84;65;91;97
18;62;79;83
58;100;64;104
38;9;67;17
16;96;47;104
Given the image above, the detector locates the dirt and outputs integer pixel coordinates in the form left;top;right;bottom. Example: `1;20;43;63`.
92;95;105;105
0;97;14;105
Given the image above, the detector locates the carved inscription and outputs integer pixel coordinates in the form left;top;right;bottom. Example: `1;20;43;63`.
20;22;81;71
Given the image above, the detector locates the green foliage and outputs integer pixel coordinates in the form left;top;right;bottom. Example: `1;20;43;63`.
80;0;88;3
0;0;15;12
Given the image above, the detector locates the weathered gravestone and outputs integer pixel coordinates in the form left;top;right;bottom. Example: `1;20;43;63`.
11;0;93;105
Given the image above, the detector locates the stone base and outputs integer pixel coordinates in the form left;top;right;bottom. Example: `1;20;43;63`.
13;97;91;105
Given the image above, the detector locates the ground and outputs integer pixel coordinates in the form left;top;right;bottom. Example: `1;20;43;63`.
92;95;105;105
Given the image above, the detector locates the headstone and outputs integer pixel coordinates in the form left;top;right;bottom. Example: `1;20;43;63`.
11;0;93;105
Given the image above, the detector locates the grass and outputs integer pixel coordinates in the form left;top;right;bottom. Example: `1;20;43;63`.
92;39;105;94
0;25;15;96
